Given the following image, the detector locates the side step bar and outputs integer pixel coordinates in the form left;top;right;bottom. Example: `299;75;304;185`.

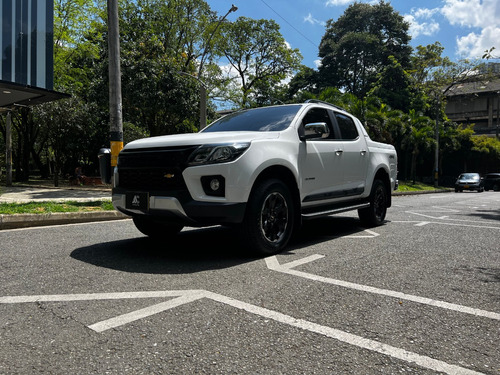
301;202;370;219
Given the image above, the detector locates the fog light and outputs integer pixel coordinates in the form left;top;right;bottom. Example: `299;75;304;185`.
210;178;220;191
201;175;225;197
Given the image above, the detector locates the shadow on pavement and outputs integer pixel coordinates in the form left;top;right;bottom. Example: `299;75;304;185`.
71;216;370;274
71;225;259;274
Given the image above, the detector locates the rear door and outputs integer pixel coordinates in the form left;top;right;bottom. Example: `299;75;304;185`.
333;112;369;196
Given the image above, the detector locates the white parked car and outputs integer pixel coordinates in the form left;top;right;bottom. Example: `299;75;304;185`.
112;100;398;255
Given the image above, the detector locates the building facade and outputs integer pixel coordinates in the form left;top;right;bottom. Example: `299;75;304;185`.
1;0;53;90
444;64;500;138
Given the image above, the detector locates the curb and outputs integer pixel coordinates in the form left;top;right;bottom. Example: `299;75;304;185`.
0;211;129;230
393;189;453;196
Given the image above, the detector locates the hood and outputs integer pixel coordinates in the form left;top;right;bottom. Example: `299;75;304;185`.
123;131;280;150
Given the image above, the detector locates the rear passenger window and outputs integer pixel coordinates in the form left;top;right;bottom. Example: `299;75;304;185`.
335;113;359;140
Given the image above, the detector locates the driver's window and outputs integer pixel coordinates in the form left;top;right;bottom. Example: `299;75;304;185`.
301;108;335;139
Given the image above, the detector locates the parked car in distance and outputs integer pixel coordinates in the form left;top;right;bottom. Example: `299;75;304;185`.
455;172;483;192
483;173;500;191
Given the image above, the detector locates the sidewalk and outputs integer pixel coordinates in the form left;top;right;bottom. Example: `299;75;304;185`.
0;185;129;230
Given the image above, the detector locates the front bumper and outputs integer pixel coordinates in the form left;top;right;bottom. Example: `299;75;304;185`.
455;183;481;191
112;191;246;226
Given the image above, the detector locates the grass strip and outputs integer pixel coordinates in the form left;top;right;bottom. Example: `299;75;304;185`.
0;200;114;215
397;181;448;192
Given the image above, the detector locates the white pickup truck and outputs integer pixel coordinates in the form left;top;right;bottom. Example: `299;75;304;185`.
112;100;398;255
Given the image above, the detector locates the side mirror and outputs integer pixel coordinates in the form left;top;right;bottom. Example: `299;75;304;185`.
302;122;329;140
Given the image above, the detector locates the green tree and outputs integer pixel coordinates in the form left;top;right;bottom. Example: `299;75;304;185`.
318;0;411;97
53;0;100;92
401;110;434;183
217;16;302;108
33;97;106;186
287;65;319;101
369;56;414;112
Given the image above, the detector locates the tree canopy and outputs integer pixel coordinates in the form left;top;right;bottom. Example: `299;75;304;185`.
318;1;412;97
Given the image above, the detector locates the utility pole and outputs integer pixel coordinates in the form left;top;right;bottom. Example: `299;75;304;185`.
108;0;123;171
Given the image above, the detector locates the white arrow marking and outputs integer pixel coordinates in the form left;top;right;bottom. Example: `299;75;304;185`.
0;289;486;375
265;256;500;321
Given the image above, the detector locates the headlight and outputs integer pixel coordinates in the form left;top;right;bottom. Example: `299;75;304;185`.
187;143;250;166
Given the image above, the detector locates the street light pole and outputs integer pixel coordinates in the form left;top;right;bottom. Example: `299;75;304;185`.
5;111;12;186
197;4;237;129
434;95;440;188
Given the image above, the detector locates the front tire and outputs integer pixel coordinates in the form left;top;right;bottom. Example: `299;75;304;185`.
132;216;183;238
240;179;295;255
358;179;388;227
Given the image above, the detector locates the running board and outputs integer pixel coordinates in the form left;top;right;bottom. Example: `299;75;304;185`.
301;202;370;219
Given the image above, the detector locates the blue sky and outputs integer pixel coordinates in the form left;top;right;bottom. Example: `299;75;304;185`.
207;0;500;69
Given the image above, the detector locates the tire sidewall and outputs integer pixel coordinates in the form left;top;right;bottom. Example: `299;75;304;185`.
358;179;388;227
242;179;295;255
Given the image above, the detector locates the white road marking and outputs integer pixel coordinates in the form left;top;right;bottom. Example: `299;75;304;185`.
265;256;500;321
89;292;206;332
0;289;485;375
394;211;500;229
0;290;198;303
415;221;430;226
345;229;379;238
205;291;484;375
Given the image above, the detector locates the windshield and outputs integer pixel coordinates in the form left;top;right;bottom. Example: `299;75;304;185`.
459;173;479;180
201;105;301;133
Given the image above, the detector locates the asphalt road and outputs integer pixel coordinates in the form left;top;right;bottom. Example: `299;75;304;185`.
0;191;499;374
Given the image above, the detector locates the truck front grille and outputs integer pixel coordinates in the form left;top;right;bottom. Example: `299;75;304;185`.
117;145;199;191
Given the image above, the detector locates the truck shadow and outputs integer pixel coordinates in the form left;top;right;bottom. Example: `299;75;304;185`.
70;225;257;274
70;216;371;274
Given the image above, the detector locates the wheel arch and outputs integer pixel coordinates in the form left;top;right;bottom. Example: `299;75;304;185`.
248;165;301;225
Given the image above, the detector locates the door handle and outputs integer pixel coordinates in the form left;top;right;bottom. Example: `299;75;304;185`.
335;149;343;156
360;150;367;156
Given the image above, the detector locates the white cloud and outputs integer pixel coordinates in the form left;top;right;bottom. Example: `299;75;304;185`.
439;0;499;58
456;26;500;58
325;0;354;6
441;0;498;28
412;7;440;19
404;10;440;39
304;13;325;26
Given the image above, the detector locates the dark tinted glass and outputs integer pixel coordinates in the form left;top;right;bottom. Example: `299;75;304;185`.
335;113;359;140
202;105;301;132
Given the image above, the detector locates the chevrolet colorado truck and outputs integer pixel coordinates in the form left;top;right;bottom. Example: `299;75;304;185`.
112;100;398;255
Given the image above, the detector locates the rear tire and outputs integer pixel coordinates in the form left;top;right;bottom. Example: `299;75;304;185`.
132;216;183;238
358;179;388;227
240;179;295;256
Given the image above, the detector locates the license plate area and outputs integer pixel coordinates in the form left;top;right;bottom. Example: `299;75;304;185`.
125;192;149;210
464;185;469;188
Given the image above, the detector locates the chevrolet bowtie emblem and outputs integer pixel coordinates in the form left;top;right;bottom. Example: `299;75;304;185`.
164;173;175;178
